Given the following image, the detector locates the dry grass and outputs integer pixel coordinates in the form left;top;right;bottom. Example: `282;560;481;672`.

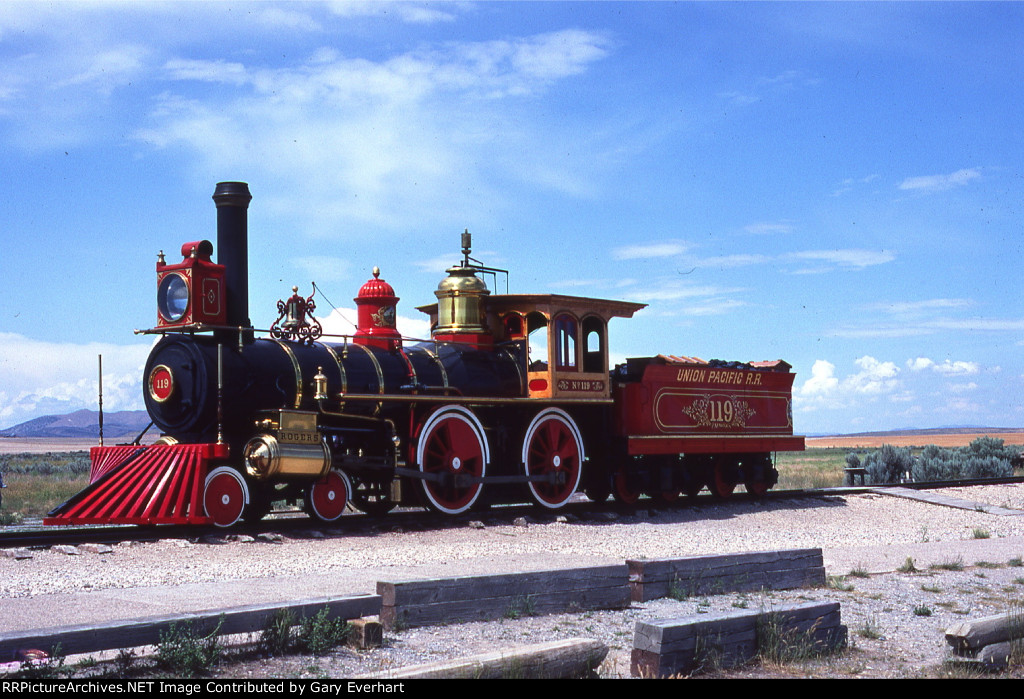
807;431;1024;450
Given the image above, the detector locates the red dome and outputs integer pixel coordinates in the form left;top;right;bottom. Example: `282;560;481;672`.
353;267;401;350
356;267;398;301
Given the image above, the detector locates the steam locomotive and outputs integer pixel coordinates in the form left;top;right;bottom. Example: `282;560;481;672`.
47;182;804;527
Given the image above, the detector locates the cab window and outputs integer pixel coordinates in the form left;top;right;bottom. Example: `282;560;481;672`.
554;313;578;371
582;316;606;373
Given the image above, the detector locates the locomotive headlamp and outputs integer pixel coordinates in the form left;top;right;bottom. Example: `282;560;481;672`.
154;239;226;329
157;273;190;323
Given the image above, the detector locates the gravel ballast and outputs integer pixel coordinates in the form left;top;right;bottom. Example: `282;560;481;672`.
4;485;1024;678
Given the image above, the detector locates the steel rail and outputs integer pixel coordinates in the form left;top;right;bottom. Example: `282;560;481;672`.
3;476;1023;550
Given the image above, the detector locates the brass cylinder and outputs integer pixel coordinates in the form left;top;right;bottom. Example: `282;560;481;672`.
434;266;490;335
243;434;332;480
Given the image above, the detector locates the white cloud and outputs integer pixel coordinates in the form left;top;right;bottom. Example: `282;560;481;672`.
612;242;687;260
799;359;839;397
906;357;980;375
316;307;431;342
744;221;794;236
846;355;900;394
136;29;613;234
786;249;895;271
0;333;152;428
164;58;249;85
873;298;972;316
899;168;981;192
795;355;901;411
327;1;459;24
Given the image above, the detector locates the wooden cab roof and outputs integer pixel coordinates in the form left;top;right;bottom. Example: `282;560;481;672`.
417;293;647;328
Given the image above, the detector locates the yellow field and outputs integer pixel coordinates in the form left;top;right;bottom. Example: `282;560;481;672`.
806;430;1024;449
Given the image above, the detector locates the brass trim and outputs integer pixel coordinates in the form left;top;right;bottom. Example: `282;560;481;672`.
347;342;384;414
148;364;175;403
321;342;348;407
271;339;303;408
411;345;449;388
347;342;384;393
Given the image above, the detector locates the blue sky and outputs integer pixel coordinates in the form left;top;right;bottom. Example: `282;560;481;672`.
0;1;1021;435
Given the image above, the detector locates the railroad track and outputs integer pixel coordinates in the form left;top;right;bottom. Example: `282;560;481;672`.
3;476;1023;550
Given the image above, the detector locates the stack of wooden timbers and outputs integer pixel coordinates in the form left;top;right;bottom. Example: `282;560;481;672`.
946;612;1024;671
627;548;845;677
0;547;845;679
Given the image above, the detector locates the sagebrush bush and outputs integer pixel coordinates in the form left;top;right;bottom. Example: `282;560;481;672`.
0;453;90;476
864;444;913;484
870;437;1018;484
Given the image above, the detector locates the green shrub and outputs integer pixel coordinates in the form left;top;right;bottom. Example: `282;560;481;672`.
156;619;223;676
299;608;351;656
864;444;913;484
911;439;1013;482
260;609;298;656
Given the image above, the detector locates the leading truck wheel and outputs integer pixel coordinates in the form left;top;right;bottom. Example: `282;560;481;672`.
203;466;249;528
416;406;489;515
304;469;352;523
522;408;584;509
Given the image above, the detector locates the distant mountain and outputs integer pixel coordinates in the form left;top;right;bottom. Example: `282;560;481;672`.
0;409;151;439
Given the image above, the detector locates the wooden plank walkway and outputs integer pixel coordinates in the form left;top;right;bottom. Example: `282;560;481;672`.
874;487;1024;516
0;594;381;662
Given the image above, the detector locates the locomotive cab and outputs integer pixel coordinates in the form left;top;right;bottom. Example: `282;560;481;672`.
487;295;644;400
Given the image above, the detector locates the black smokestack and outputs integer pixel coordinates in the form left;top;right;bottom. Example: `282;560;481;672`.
212;181;252;330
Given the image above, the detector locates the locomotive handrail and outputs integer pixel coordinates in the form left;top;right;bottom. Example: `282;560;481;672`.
335;392;615;405
134;324;524;351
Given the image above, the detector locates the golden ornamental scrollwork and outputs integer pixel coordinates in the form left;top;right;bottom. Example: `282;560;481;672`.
682;394;756;428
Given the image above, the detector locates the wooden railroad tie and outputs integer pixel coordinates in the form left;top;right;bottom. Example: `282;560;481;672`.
0;594;381;663
627;548;827;602
631;600;847;678
945;612;1024;671
377;564;631;630
355;638;609;680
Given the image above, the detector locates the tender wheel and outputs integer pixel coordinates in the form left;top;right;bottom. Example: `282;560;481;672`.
522;408;584;509
612;469;641;505
304;469;352;523
416;406;489;515
742;455;778;497
654;489;680;503
709;460;739;499
203;466;249;528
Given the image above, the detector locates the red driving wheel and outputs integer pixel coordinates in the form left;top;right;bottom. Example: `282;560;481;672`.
416;407;488;515
522;409;584;509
